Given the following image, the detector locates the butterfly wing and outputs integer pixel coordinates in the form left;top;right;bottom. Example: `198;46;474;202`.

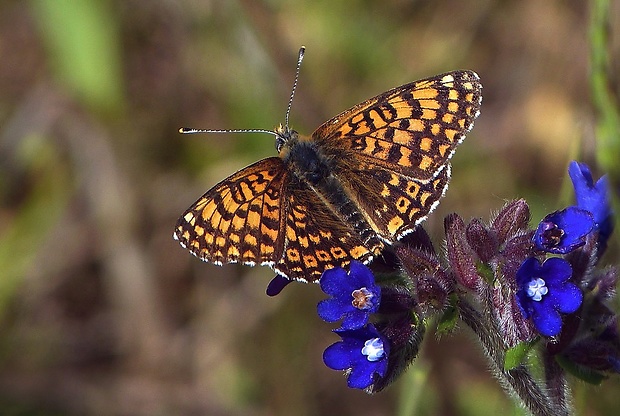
274;175;376;282
174;157;374;282
336;161;452;241
176;70;481;278
312;70;482;183
309;70;481;241
174;157;288;267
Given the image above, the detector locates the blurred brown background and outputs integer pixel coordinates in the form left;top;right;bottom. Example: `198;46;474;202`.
0;0;619;415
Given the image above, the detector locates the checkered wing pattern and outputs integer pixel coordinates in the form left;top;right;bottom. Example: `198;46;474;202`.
311;70;481;240
313;71;481;182
174;158;375;282
175;70;482;282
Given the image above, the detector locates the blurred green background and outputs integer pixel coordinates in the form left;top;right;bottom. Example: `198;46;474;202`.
0;0;619;415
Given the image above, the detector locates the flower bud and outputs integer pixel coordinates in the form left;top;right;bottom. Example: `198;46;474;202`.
491;199;531;245
444;213;482;290
395;244;452;315
466;217;499;262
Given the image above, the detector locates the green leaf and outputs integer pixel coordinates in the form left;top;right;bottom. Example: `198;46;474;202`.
31;0;125;113
504;340;536;371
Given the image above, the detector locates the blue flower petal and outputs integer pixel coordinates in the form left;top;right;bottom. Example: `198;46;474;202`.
539;257;573;285
320;267;354;296
568;161;614;249
568;161;609;224
347;358;387;389
547;283;583;314
323;340;355;370
516;257;541;287
350;261;376;287
323;324;389;389
515;257;582;337
317;262;381;330
533;207;593;253
341;310;373;331
516;289;533;318
317;298;348;323
531;302;562;337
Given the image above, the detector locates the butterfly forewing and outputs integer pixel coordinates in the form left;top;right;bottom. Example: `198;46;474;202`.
312;70;482;182
175;158;377;282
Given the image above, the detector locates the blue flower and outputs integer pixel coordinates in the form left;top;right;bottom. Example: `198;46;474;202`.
323;324;389;389
317;261;381;330
516;257;583;337
533;207;594;253
568;161;613;245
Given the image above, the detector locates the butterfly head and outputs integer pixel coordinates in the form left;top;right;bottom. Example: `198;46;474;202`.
274;123;299;156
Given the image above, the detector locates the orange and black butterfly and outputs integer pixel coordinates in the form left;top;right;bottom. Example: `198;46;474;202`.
174;47;482;283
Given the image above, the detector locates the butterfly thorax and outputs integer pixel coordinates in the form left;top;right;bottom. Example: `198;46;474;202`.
284;140;330;184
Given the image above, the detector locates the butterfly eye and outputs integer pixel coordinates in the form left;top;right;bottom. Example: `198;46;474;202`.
274;125;298;154
275;135;286;153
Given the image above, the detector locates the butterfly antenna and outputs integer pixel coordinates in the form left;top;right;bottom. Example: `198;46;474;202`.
178;127;277;136
179;46;306;137
285;46;305;128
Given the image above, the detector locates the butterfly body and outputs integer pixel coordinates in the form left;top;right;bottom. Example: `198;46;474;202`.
175;70;482;283
278;125;384;253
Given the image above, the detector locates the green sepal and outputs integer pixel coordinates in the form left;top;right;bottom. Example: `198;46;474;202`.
476;261;495;284
437;293;459;334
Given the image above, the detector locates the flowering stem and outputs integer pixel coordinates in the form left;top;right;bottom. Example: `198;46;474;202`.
459;299;570;416
543;350;573;415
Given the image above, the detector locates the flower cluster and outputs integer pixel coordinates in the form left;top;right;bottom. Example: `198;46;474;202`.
514;161;612;337
316;261;416;391
309;160;617;405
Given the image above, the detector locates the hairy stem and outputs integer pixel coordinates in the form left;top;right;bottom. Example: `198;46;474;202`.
459;299;571;416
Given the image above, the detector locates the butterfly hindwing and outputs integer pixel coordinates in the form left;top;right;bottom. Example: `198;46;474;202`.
175;157;288;267
334;162;452;241
274;176;375;282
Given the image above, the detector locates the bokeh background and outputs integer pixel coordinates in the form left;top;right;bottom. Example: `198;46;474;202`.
1;0;619;415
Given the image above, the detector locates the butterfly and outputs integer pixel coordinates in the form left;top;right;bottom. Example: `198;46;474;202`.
175;48;482;283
